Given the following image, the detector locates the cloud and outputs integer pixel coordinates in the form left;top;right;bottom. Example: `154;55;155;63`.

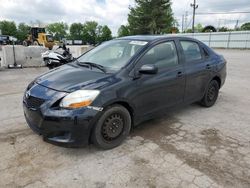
0;0;66;22
0;0;249;35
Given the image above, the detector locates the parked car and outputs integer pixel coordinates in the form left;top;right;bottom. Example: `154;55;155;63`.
23;35;227;149
0;35;11;45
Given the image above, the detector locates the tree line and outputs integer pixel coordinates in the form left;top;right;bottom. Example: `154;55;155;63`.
184;23;250;33
0;20;112;45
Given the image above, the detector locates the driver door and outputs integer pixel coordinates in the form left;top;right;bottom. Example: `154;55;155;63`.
132;40;185;117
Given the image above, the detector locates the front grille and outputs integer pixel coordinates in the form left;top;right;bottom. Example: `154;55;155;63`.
25;96;45;108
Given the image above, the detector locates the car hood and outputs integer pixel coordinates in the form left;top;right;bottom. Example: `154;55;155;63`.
36;63;112;92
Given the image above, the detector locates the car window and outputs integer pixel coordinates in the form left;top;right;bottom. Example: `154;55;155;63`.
78;40;147;71
180;41;202;62
139;41;178;69
130;45;142;56
96;45;125;59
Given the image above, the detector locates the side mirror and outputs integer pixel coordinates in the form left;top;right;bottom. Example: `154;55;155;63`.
139;64;158;74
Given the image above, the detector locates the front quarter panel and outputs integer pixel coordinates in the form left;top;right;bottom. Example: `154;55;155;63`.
92;71;137;111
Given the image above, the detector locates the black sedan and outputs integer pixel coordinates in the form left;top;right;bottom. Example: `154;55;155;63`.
23;35;227;149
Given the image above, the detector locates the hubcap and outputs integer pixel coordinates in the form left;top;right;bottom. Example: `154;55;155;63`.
207;85;216;102
102;113;124;141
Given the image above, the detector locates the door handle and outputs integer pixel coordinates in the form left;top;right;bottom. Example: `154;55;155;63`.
177;71;183;78
206;64;211;69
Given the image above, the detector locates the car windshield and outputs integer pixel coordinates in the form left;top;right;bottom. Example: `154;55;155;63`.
77;39;148;71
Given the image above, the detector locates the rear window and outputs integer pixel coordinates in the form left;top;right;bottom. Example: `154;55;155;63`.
180;41;202;62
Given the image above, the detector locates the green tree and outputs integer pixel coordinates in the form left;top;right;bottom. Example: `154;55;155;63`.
185;28;193;33
118;25;130;37
195;23;203;32
218;27;230;32
99;25;112;42
96;25;103;43
69;23;84;40
0;20;17;37
83;21;98;44
47;22;68;41
240;22;250;31
87;24;112;44
69;22;112;44
16;23;30;41
127;0;174;35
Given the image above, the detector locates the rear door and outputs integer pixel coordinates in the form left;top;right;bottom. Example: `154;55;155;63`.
132;40;185;116
179;40;213;102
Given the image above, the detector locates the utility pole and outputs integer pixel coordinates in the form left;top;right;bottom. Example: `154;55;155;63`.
235;20;239;30
190;0;198;33
184;11;188;32
182;14;184;33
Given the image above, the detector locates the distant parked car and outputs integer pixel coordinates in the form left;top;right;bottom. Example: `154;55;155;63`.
23;35;227;149
0;35;11;45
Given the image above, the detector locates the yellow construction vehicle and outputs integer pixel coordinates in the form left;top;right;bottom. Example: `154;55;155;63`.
23;27;54;50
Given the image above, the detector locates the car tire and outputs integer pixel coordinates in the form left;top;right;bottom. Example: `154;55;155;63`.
44;59;49;66
200;80;219;107
91;105;131;150
33;41;39;46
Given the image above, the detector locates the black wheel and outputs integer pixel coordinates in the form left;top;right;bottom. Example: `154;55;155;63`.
200;80;219;107
91;105;131;149
44;59;49;66
33;41;39;46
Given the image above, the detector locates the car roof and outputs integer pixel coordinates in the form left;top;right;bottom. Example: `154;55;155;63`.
117;35;196;42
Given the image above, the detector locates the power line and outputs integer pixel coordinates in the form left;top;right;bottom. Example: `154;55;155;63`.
196;11;250;15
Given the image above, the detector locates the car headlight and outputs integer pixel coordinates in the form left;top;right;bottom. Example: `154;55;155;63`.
59;90;100;109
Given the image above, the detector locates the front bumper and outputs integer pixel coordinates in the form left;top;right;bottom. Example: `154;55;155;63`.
23;84;102;147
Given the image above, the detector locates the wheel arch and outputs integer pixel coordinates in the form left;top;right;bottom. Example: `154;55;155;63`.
99;98;135;126
33;40;40;45
116;100;133;116
88;100;135;145
212;76;221;88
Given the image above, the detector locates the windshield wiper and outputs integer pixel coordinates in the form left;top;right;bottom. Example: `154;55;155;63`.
77;61;106;73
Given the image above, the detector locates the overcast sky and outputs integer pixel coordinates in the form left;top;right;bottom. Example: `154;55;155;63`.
0;0;250;35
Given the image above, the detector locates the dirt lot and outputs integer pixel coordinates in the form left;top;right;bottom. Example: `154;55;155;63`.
0;49;250;188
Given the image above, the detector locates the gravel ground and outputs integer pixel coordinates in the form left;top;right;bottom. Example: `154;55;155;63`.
0;49;250;188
